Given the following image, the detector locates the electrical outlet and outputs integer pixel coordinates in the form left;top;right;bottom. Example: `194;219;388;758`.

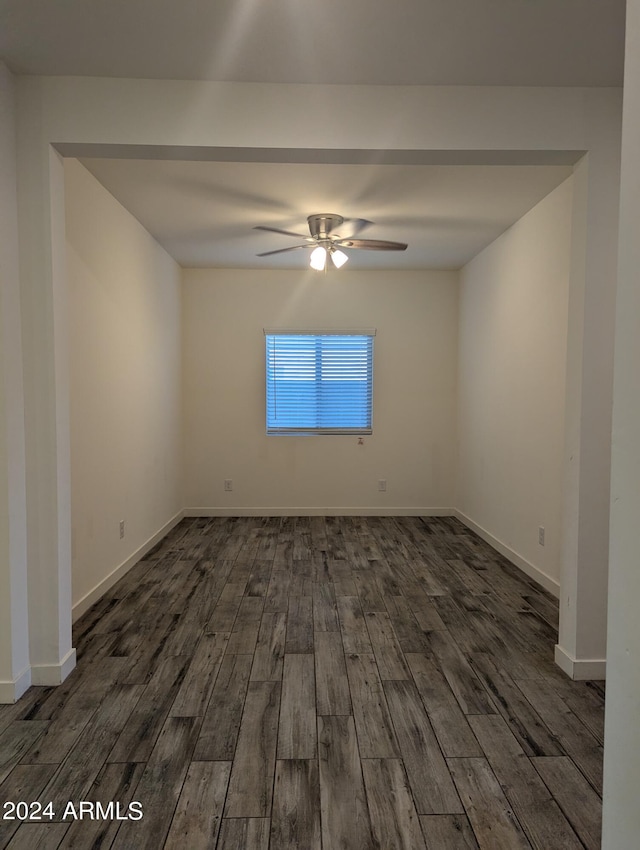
538;526;545;546
119;520;125;539
378;479;387;492
224;479;233;492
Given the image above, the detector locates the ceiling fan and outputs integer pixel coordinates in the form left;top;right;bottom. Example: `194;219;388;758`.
254;213;408;270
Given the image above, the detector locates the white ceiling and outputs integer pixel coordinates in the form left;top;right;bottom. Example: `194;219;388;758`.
1;0;623;270
0;0;625;87
79;158;574;270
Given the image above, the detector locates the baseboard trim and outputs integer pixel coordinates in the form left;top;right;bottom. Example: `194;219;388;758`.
554;644;606;681
184;507;456;517
31;648;77;687
454;510;560;598
72;510;184;621
0;666;32;704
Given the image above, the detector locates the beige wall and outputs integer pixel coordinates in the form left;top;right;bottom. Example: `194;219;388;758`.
65;172;573;599
457;177;573;594
65;159;183;617
182;268;458;514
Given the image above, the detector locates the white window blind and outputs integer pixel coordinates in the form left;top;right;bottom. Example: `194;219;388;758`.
265;330;375;435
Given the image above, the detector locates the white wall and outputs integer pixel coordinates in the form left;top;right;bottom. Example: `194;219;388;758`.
182;268;458;514
602;0;640;844
65;159;183;617
0;62;31;701
457;177;573;594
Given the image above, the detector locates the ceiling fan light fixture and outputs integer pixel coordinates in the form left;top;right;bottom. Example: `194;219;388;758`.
310;245;327;270
330;248;349;268
254;213;407;265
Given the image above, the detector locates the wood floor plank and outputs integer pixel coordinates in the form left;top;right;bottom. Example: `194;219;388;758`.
314;631;352;716
428;630;495;715
463;607;542;682
271;760;321;850
516;678;603;794
148;597;208;659
56;762;146;850
170;631;229;717
4;822;69;849
384;679;464;814
207;588;243;632
273;536;293;569
406;588;448;632
522;592;560;630
317;715;375;850
467;714;552;807
531;756;602;850
18;657;126;764
285;596;314;654
91;578;158;636
118;611;181;685
468;714;583;850
277;654;316;759
163;760;231;850
344;539;371;571
263;570;290;614
546;678;605;745
514;800;584;850
351;570;387;612
344;652;399;758
470;654;563;757
250;612;286;682
193;653;252;761
5;516;602;850
0;722;49;782
312;582;339;632
332;564;358;598
406;653;483;758
324;517;347;560
364;611;410;679
448;757;532;850
227;596;264;654
384;595;431;652
336;595;372;654
420;814;479;849
355;528;383;561
110;716;199;850
309;516;328;551
446;559;491;596
0;764;57;849
2;684;57;728
108;654;190;762
246;559;273;598
292;526;312;561
217;818;270;850
225;681;281;818
362;758;427;850
37;684;145;817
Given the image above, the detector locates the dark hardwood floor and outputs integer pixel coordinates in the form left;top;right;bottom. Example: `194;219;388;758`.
0;516;605;849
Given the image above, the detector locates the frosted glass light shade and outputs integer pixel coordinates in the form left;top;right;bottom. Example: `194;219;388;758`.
310;246;327;270
331;249;349;268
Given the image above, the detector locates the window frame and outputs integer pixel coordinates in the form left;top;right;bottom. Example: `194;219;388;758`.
264;328;375;436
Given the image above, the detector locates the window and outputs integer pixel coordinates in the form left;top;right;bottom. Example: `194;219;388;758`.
265;330;375;435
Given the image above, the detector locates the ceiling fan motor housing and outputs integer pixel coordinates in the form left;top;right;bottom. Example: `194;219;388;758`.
307;214;344;239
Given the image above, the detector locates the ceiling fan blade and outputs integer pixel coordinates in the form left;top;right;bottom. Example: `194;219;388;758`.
256;244;308;257
254;225;310;239
341;218;374;238
336;238;408;251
